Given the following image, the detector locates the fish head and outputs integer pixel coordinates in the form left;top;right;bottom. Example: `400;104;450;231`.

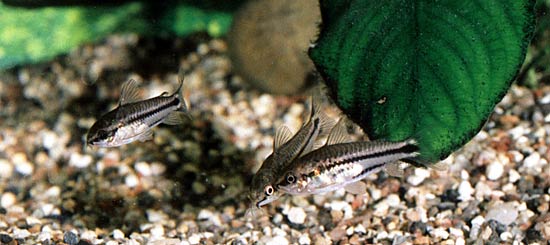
249;172;282;208
276;170;304;195
86;119;118;147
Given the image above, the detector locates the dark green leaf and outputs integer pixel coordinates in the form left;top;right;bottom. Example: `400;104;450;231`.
310;0;535;165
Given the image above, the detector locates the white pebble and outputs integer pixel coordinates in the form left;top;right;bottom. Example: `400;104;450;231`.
125;174;139;188
523;152;542;170
373;201;389;217
456;237;466;245
106;241;119;245
41;131;58;149
150;224;164;238
1;192;16;208
150;162;166;176
500;231;513;241
386;194;401;207
80;230;97;242
370;188;382;201
13;153;33;175
272;213;283;224
298;234;311;245
112;229;125;239
346;226;354;236
329;201;353;219
147;209;168;223
69;153;93;168
449;227;464;238
287;207;306;224
407;168;431;186
508;169;520;183
354;224;366;234
45;186;61;198
41;204;55;216
486;161;504;180
134;162;151;176
430;227;449;240
0;159;13;178
25;216;41;226
458;181;474;201
486;202;518;225
37;230;51;242
13;228;30;239
265;235;289;245
188;234;201;244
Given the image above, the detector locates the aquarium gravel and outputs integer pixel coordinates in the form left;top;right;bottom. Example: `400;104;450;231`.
0;34;549;244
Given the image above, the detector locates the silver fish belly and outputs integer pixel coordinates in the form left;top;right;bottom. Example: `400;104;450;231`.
87;77;189;147
277;139;419;195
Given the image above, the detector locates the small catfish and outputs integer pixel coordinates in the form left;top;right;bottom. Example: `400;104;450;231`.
87;74;190;147
276;119;420;196
248;98;333;212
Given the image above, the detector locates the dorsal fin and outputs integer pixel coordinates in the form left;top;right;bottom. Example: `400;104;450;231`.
308;94;334;136
274;125;293;149
326;118;351;145
119;79;141;105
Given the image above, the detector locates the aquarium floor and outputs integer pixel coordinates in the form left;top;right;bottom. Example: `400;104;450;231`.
0;34;549;244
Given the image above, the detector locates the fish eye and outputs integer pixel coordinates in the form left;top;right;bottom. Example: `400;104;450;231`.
286;173;296;184
264;185;274;196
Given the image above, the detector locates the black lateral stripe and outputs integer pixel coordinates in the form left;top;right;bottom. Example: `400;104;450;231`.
306;143;418;178
337;143;418;167
355;162;386;178
128;97;180;124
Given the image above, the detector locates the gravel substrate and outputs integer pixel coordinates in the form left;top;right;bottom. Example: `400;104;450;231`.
0;34;549;244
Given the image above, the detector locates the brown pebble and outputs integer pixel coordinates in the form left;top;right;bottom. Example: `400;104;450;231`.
313;234;331;245
351;195;364;210
230;219;243;228
413;235;430;245
331;210;343;223
498;114;520;128
348;234;361;245
406;209;421;222
329;227;347;242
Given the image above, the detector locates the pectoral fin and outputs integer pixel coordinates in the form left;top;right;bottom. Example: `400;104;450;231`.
138;130;154;142
384;161;405;177
163;111;189;125
344;181;367;195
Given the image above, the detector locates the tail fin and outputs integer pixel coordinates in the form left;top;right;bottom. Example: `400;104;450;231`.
174;69;192;119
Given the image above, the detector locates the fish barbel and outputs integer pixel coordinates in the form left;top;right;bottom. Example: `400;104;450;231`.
87;73;190;147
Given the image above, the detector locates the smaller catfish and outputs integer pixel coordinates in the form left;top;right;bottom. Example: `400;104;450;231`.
276;119;420;196
87;73;190;147
247;97;333;213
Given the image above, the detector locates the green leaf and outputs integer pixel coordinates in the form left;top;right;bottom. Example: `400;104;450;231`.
0;1;236;69
310;0;535;166
0;2;146;69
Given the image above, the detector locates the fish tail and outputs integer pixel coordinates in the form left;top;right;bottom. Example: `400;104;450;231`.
174;69;190;113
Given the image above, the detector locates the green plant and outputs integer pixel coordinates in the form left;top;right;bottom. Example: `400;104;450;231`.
310;0;536;166
0;1;234;69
